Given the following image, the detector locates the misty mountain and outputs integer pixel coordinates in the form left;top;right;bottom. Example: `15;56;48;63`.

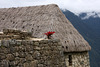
79;12;100;19
62;10;100;67
79;12;100;34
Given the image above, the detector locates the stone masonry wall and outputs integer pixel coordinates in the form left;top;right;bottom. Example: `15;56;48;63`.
64;52;90;67
0;39;66;67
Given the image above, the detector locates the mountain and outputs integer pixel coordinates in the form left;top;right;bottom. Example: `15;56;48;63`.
79;12;100;34
62;10;100;67
79;12;100;48
78;12;100;20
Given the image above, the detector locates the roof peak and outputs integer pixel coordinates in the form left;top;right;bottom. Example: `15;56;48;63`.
0;4;59;9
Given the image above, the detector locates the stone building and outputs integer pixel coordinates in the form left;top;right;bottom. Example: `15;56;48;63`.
0;4;91;67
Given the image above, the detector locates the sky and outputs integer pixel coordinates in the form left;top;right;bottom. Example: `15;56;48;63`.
0;0;100;13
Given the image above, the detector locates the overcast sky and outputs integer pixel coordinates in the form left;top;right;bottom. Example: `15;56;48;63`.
0;0;100;13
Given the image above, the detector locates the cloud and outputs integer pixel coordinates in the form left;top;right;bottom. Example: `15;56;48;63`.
0;0;100;13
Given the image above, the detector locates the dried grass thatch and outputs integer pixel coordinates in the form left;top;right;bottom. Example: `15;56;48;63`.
0;4;91;52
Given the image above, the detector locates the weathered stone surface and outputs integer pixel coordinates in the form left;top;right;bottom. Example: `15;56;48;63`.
32;51;41;59
0;29;68;67
10;61;18;66
19;58;26;63
1;40;9;47
6;54;14;61
10;46;18;53
38;64;44;67
34;46;41;50
9;39;16;45
19;52;26;58
0;41;1;46
0;53;6;60
0;39;66;67
13;52;19;57
0;47;10;53
26;45;33;52
34;42;39;46
26;54;33;61
16;40;22;45
65;52;90;67
23;62;30;67
30;60;38;67
0;60;9;67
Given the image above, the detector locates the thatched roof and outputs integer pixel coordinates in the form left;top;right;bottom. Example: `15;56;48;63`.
0;4;91;52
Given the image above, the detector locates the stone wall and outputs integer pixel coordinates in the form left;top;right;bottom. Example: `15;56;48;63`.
0;29;32;40
0;39;66;67
64;52;90;67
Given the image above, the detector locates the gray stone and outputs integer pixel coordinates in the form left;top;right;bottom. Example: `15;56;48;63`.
0;53;6;60
0;37;70;67
10;61;19;66
34;46;41;50
6;54;14;61
34;42;39;46
9;39;16;45
19;52;26;58
0;41;1;46
26;45;33;52
23;62;29;67
26;54;33;61
32;51;41;59
0;47;10;53
1;40;9;47
19;45;26;51
13;52;19;57
30;60;38;67
38;64;44;67
16;40;22;45
0;55;6;60
10;46;18;53
19;58;26;63
64;52;90;67
0;60;9;67
17;63;23;67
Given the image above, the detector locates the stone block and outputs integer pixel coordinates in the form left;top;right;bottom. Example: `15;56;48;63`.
25;54;33;61
3;29;9;34
19;45;26;51
0;53;6;60
9;39;16;45
23;62;29;67
19;58;26;63
19;52;26;58
34;46;41;50
0;47;10;53
10;46;18;53
0;60;9;67
10;61;19;66
32;51;41;59
38;64;44;67
34;42;39;46
16;40;22;45
0;41;1;46
13;52;19;57
26;45;33;52
30;60;38;67
1;40;9;47
6;54;14;61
